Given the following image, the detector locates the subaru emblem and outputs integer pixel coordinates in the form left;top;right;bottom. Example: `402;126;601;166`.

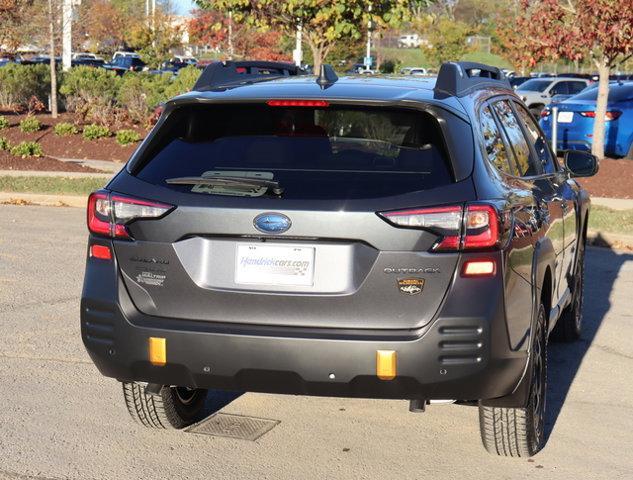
254;212;292;234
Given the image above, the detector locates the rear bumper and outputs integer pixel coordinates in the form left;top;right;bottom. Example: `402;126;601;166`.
81;249;528;401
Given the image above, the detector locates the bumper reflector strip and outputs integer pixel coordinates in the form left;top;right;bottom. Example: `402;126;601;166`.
149;337;166;366
89;244;112;260
376;350;397;381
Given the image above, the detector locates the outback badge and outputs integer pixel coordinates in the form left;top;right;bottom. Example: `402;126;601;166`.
397;278;425;295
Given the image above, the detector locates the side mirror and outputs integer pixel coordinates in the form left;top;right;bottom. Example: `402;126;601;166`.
564;150;599;177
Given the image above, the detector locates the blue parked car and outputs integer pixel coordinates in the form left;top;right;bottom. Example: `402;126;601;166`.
540;82;633;158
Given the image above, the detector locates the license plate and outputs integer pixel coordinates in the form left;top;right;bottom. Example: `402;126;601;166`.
235;244;315;286
557;111;574;123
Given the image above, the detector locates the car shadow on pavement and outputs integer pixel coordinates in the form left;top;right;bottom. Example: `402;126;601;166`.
203;390;244;417
545;243;633;441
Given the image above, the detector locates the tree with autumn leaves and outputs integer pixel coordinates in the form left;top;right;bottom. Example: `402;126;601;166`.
507;0;633;158
187;9;290;61
193;0;417;72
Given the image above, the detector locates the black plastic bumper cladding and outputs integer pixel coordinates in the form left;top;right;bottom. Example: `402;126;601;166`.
81;246;527;401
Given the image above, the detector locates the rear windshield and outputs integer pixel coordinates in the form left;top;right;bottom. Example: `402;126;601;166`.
517;79;551;92
572;83;633;102
134;104;453;200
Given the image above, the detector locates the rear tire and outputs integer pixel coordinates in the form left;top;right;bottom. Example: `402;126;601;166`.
122;382;208;429
552;237;585;342
478;303;548;457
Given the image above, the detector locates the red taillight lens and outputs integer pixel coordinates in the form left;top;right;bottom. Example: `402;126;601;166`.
89;244;112;260
379;203;500;252
540;109;551;118
461;259;496;277
463;204;499;249
267;99;330;107
579;111;621;121
87;191;173;239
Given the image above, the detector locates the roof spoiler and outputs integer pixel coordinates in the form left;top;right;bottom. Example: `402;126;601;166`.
434;61;510;97
192;60;306;91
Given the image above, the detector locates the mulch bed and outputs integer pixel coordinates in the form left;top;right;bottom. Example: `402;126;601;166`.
577;158;633;200
0;112;146;165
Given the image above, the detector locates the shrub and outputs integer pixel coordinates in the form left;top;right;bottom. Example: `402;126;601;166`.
10;141;43;158
116;129;141;146
117;72;172;124
54;122;79;136
0;64;51;111
0;116;9;130
60;66;119;126
83;124;110;140
164;66;201;99
19;115;41;133
0;137;9;150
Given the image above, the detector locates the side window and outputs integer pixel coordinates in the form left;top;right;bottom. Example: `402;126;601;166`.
479;106;513;175
493;100;539;176
569;81;587;94
550;82;568;95
513;102;558;173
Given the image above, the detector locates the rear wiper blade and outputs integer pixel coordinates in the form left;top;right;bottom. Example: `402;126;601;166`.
165;176;284;195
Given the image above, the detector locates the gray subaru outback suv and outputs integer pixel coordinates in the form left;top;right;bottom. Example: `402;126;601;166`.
81;60;596;457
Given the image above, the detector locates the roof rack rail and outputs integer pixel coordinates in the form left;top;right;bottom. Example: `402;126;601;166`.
434;61;510;97
192;60;306;91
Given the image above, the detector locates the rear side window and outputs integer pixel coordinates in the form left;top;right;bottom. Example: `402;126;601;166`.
479;106;512;175
134;104;454;200
513;102;557;173
493;100;538;176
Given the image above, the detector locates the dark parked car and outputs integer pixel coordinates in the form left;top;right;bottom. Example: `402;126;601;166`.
81;60;595;457
104;56;147;75
71;58;106;68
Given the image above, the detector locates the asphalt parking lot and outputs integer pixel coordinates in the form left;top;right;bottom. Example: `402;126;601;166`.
0;204;632;480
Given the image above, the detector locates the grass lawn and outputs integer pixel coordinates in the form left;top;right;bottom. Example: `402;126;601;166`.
588;206;633;236
0;176;106;196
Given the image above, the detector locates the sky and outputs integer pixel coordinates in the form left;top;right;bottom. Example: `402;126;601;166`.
173;0;196;16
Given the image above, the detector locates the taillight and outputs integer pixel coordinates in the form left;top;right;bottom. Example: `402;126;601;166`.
379;203;501;252
579;111;622;121
87;191;173;239
540;109;551;118
463;205;499;249
267;99;329;107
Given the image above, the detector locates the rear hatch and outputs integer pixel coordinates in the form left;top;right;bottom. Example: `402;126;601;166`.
108;101;476;330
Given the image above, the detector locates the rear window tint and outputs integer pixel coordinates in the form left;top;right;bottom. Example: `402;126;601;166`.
134;104;454;199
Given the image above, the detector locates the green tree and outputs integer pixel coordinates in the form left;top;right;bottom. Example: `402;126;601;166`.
424;17;472;66
194;0;413;71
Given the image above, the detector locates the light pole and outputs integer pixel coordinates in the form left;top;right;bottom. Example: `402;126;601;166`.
293;24;303;67
365;4;372;72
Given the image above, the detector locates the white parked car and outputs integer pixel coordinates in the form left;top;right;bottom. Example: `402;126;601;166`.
398;34;421;48
516;77;590;117
112;51;141;61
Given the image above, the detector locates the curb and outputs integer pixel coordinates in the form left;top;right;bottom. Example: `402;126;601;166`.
0;192;87;208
